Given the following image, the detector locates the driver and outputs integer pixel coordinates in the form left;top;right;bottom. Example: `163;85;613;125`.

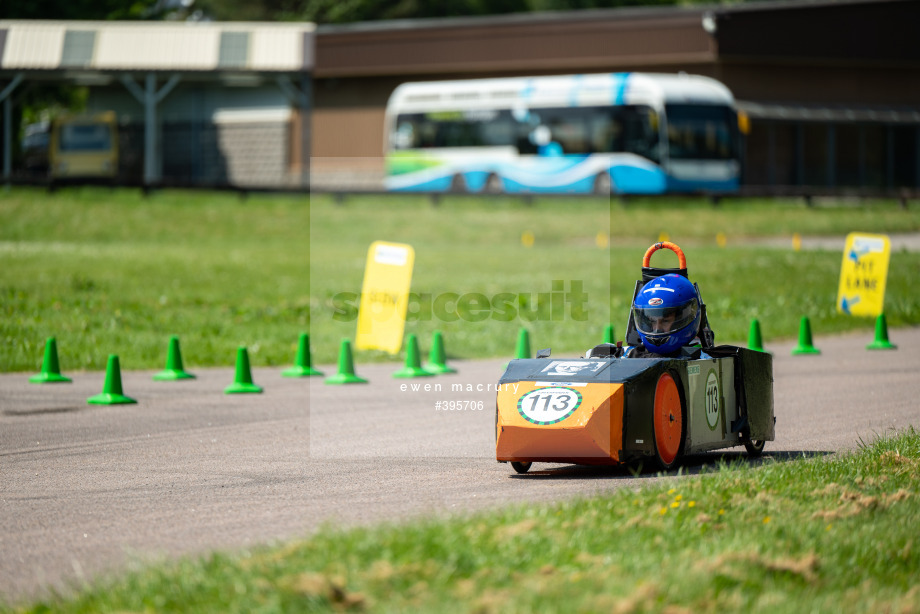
628;273;702;358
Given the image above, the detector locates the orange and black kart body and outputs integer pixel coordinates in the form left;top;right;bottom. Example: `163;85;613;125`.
495;346;774;472
496;241;775;473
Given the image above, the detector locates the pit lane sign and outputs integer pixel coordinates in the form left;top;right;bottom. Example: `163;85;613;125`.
356;241;415;354
836;233;890;317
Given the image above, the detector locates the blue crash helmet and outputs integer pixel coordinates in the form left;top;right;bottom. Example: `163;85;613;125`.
632;273;701;355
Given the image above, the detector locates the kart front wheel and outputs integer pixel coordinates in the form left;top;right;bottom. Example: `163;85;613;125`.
653;371;685;470
510;461;532;474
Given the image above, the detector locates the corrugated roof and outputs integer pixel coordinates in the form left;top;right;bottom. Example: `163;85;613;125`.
0;20;314;72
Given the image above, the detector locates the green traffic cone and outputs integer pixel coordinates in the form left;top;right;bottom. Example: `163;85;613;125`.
88;355;137;405
325;339;368;384
603;324;616;345
282;332;323;377
224;347;263;394
748;319;766;352
393;334;435;378
748;318;764;352
29;337;72;383
424;330;457;374
791;316;821;355
515;327;532;359
153;335;196;380
867;313;897;350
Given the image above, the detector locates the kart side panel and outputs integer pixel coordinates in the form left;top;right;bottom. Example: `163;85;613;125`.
737;348;775;441
620;361;676;463
684;358;742;454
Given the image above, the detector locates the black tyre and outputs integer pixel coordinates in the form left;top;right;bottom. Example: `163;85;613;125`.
743;438;766;457
484;173;503;194
449;173;467;193
592;172;612;195
510;461;532;474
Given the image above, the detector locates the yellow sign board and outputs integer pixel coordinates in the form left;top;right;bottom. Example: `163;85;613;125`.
836;233;890;317
355;241;415;354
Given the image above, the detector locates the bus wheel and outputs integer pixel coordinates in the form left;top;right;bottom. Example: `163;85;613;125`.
484;173;503;194
450;174;468;193
593;172;612;195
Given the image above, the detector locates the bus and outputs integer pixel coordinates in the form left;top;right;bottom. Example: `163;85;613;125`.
49;111;118;181
384;73;745;195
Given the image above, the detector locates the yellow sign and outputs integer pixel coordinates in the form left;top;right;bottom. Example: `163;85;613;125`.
355;241;415;354
837;233;890;317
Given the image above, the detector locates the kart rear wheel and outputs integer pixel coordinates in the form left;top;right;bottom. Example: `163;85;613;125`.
511;461;532;474
653;371;685;470
743;438;766;457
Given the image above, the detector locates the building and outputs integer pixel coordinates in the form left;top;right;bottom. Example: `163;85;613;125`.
0;20;314;186
311;0;920;193
2;0;918;193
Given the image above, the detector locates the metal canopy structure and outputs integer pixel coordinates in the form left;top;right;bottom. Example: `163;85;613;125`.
0;20;315;185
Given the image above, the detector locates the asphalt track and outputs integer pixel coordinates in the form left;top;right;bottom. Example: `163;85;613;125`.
2;327;919;603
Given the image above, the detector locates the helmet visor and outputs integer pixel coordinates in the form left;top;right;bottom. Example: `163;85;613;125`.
634;297;699;336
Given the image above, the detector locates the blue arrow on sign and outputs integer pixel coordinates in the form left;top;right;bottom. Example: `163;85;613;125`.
840;295;861;314
848;247;868;264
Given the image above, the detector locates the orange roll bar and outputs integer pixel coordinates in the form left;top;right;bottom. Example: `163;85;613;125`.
643;241;687;269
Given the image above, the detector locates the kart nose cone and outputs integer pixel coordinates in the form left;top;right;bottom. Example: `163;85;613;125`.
496;383;625;465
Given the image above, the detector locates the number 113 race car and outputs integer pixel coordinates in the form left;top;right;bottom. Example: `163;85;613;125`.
496;242;775;473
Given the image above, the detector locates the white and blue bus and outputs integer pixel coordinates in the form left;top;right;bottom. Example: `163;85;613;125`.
384;72;745;195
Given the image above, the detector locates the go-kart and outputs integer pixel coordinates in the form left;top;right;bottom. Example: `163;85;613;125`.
496;242;775;473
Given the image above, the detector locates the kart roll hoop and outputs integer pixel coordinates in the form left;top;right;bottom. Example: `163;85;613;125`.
628;241;715;350
642;241;688;282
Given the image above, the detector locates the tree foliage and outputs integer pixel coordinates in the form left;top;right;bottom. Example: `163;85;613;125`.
0;0;149;20
1;0;715;23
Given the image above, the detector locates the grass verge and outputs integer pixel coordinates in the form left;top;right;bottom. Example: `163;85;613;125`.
5;428;919;613
3;187;920;371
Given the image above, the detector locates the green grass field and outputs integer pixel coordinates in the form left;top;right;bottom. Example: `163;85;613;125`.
2;187;920;372
3;188;919;612
5;428;918;613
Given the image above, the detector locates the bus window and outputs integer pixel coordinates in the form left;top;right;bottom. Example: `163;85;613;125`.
590;112;621;154
531;107;624;155
665;104;736;160
393;110;515;149
620;106;661;163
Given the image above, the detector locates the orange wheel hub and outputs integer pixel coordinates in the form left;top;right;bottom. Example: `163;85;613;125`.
653;372;683;466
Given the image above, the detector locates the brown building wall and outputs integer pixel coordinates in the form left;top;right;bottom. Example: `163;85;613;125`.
314;10;715;79
311;76;401;185
718;63;920;107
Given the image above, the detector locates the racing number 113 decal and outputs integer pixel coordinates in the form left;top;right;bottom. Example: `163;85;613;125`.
705;370;720;430
517;387;582;425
